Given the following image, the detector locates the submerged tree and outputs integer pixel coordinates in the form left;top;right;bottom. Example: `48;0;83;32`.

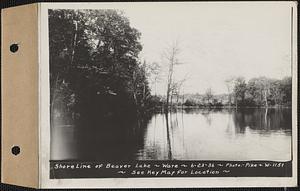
162;41;182;109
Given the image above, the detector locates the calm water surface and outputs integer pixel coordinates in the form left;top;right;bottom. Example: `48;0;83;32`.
51;108;292;161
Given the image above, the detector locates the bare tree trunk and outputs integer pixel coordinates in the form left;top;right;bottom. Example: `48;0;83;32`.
132;70;138;106
264;90;268;107
166;68;173;109
264;107;268;128
181;110;185;147
166;90;170;109
165;43;178;110
142;83;146;108
165;112;173;160
170;93;173;108
182;89;184;108
133;93;138;106
70;20;78;66
166;74;171;109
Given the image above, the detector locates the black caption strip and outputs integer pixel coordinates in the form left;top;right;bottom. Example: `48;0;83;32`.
50;160;292;179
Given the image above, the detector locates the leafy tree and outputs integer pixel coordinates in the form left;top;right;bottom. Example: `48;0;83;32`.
184;99;197;106
49;9;150;125
269;79;282;105
233;77;247;106
245;76;291;107
279;77;292;105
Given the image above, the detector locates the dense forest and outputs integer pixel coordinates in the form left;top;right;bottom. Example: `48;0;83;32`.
49;10;292;127
49;9;156;126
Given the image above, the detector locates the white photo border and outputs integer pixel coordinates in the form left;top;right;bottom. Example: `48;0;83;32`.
39;2;298;188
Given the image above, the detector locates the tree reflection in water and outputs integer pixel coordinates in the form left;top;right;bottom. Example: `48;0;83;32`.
51;108;292;161
232;108;292;135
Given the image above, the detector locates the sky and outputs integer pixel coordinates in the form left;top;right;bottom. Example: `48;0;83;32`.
46;2;295;95
117;2;294;95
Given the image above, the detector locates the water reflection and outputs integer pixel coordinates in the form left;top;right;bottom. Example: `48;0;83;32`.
51;108;292;161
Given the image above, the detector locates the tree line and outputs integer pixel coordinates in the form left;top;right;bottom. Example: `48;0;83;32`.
230;76;292;107
49;9;155;125
180;76;292;108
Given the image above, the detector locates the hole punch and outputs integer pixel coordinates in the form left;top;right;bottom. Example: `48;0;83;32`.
10;43;19;53
11;146;20;155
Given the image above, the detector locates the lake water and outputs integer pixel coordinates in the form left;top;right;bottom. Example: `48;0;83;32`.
51;108;292;161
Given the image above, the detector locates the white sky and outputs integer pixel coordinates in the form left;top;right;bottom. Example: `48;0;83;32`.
120;2;294;95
